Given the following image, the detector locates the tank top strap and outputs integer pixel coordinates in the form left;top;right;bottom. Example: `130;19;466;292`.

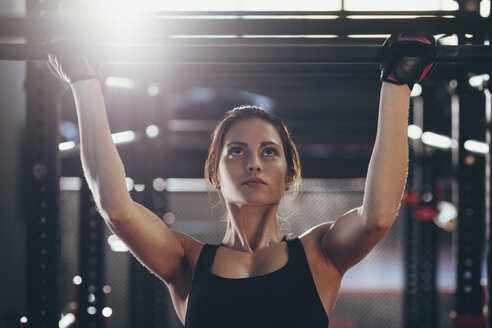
185;244;220;328
285;237;307;270
193;243;220;282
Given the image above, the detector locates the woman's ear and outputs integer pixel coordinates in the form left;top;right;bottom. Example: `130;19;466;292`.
213;177;221;190
285;174;294;191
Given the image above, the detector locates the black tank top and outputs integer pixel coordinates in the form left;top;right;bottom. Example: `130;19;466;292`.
184;236;329;328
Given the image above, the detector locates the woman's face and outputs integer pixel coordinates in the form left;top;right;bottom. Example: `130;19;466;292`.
217;118;291;206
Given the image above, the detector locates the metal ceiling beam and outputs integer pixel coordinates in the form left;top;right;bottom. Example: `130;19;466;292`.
0;16;488;38
137;10;461;16
1;43;491;66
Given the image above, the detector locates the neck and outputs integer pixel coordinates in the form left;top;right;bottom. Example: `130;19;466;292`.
221;203;284;252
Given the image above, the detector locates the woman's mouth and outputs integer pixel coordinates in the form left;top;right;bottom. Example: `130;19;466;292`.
242;177;266;187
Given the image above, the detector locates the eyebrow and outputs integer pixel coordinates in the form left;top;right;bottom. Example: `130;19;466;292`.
226;141;281;148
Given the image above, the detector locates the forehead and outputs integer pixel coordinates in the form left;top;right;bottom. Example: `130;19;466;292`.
223;119;282;145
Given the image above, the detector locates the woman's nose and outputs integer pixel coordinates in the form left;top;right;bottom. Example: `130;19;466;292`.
246;154;262;172
248;166;261;172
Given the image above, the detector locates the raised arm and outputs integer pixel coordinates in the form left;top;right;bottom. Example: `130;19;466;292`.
307;34;436;275
315;82;410;275
48;41;193;284
362;82;411;228
71;79;132;219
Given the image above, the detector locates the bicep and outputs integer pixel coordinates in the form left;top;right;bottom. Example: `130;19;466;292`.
106;201;188;284
320;206;391;275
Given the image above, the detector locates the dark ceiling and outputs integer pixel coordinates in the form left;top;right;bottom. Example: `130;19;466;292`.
19;10;484;180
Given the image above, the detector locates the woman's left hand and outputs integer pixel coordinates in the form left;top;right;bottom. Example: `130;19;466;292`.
379;34;437;90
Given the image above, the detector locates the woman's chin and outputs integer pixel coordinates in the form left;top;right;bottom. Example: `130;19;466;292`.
228;197;281;207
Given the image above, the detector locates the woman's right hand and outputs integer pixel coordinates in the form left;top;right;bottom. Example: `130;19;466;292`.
46;39;100;85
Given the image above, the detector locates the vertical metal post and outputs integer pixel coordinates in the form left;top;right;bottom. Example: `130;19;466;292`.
128;87;170;328
128;185;168;328
416;151;438;327
403;96;421;328
410;93;439;328
403;90;438;328
23;0;60;327
486;12;492;328
452;79;486;328
403;91;440;328
484;86;491;328
78;180;106;328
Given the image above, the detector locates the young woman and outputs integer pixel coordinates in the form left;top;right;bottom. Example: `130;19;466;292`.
47;34;435;327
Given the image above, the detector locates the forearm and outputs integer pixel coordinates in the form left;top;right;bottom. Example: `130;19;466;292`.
362;82;411;228
71;79;133;220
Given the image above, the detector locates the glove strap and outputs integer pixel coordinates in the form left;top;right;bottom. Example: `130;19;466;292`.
417;62;435;82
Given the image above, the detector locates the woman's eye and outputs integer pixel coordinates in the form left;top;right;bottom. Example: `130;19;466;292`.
263;148;278;156
230;147;243;156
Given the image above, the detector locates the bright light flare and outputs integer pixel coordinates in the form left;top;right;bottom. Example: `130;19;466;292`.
88;0;147;41
142;1;341;11
410;84;422;97
163;212;176;225
84;0;460;19
344;0;458;11
435;201;457;231
59;313;76;328
241;35;338;39
408;125;423;140
469;74;490;89
146;125;159;138
59;141;76;151
347;15;424;19
107;235;129;252
125;177;134;191
421;131;456;149
464;140;489;154
134;184;145;192
437;34;459;45
105;77;136;90
347;34;390;38
73;275;82;285
242;15;339;19
112;130;136;144
147;85;160;96
481;0;491;17
153;178;166;192
102;307;113;317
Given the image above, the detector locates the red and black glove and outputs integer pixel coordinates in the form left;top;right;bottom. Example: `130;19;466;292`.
380;34;436;90
46;39;101;85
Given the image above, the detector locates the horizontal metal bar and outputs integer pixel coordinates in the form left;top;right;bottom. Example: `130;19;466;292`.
0;16;489;38
1;43;490;65
138;10;460;17
100;64;491;80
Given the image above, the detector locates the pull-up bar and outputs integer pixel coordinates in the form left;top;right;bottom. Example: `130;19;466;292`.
1;43;490;65
0;16;489;37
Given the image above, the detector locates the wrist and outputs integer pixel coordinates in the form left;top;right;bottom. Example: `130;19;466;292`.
71;78;102;97
71;78;100;88
380;82;412;113
382;81;412;95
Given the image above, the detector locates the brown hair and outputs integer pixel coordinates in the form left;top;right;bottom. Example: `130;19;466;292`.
204;105;302;197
